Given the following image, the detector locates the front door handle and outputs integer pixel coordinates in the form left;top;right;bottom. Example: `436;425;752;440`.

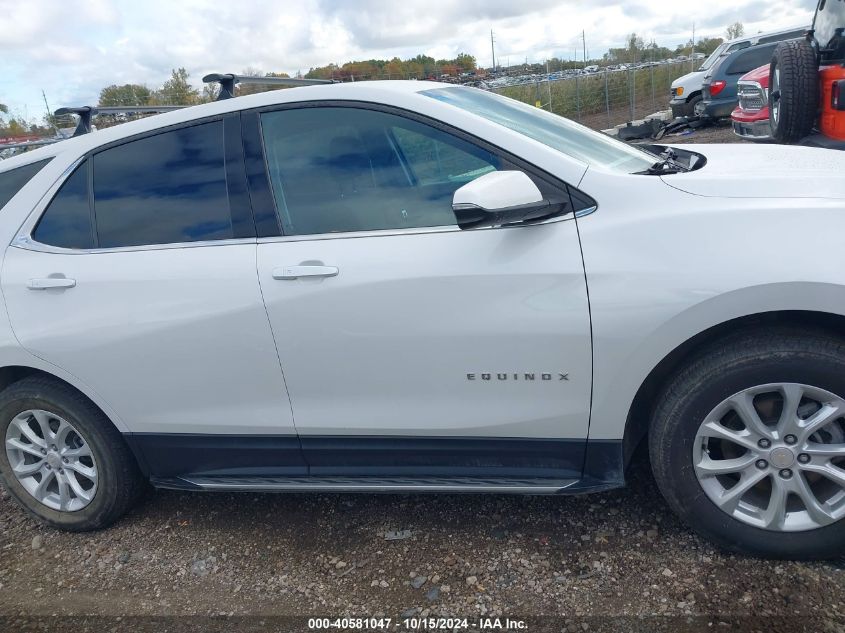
272;265;339;280
27;277;76;290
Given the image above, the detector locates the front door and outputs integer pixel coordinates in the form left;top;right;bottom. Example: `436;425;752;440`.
254;105;592;479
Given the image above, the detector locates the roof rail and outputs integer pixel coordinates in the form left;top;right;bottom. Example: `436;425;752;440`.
0;138;61;153
54;105;186;137
202;73;334;100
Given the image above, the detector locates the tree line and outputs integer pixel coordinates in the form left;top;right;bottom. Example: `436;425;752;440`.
3;23;746;137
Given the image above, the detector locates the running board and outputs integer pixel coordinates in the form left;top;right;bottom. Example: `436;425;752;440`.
155;475;580;494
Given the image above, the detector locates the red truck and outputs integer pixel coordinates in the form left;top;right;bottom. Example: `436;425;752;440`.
730;64;771;140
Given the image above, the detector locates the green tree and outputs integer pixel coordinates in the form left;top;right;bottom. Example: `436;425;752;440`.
696;37;724;56
454;53;477;72
726;22;745;40
153;68;199;105
98;84;152;107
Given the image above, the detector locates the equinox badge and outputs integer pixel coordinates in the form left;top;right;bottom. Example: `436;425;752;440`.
467;373;569;381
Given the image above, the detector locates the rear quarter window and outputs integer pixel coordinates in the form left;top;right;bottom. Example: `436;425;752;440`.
0;159;52;211
32;160;94;250
726;44;777;75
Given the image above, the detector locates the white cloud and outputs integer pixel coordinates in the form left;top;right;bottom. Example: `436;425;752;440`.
0;0;816;121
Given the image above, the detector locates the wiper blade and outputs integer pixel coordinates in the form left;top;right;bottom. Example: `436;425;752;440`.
634;148;690;175
636;159;688;175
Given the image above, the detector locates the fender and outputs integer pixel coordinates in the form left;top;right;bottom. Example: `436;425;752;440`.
588;281;845;441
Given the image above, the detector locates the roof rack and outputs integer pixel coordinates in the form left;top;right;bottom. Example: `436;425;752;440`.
202;73;334;100
54;105;186;137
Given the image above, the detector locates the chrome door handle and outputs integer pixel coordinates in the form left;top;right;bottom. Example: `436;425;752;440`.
27;277;76;290
272;265;339;280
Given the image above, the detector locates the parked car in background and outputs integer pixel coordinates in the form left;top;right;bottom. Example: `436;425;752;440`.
731;64;771;140
670;26;807;118
769;0;845;148
700;30;805;119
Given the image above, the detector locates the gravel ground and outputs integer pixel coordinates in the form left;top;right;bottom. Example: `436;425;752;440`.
1;125;840;633
2;458;844;632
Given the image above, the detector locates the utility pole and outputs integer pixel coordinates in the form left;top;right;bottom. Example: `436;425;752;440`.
41;90;58;135
691;22;696;72
490;30;496;73
582;30;587;69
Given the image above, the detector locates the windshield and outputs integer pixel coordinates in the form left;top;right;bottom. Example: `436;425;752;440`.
421;86;657;174
816;0;845;63
698;43;729;71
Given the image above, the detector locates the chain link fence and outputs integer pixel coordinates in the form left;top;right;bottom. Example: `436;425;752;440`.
492;61;692;131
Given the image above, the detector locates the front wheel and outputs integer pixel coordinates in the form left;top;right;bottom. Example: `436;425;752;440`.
650;329;845;559
0;376;145;531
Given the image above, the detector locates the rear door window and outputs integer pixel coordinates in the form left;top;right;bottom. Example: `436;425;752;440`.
92;121;234;248
0;159;52;211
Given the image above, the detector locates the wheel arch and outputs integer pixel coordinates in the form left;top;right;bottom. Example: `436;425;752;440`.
0;364;130;434
686;89;702;103
622;309;845;467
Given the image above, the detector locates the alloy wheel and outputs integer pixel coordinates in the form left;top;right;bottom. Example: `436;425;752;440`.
4;409;98;512
693;383;845;532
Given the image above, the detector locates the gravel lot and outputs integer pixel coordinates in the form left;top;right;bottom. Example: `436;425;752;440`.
2;457;844;632
2;127;842;633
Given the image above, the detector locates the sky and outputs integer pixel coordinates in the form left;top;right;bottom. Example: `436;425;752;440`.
0;0;816;123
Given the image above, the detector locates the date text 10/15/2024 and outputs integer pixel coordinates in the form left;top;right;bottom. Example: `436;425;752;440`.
307;617;529;630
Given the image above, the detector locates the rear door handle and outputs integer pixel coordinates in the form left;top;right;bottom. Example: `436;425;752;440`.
27;277;76;290
272;265;339;280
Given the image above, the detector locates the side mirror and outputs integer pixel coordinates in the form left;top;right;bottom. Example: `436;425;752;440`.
451;171;559;230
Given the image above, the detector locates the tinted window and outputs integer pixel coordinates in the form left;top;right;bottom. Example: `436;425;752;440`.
93;121;232;248
260;107;502;235
816;0;845;63
0;159;51;211
33;161;94;249
726;44;777;75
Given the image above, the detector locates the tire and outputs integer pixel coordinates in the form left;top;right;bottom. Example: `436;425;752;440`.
769;40;819;143
684;93;702;117
0;376;145;531
649;328;845;560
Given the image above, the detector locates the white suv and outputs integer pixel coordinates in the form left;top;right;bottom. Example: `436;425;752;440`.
1;81;845;559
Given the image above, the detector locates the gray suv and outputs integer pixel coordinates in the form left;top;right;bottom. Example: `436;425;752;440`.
700;32;804;118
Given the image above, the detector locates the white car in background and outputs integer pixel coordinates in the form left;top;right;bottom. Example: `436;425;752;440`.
1;81;844;559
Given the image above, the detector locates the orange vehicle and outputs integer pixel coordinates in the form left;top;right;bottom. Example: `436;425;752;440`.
769;0;845;147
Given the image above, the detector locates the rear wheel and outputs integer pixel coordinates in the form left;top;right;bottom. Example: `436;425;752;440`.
0;377;145;531
769;40;819;143
650;329;845;559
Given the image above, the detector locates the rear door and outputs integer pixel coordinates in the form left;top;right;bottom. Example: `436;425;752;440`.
1;116;303;479
251;104;593;479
